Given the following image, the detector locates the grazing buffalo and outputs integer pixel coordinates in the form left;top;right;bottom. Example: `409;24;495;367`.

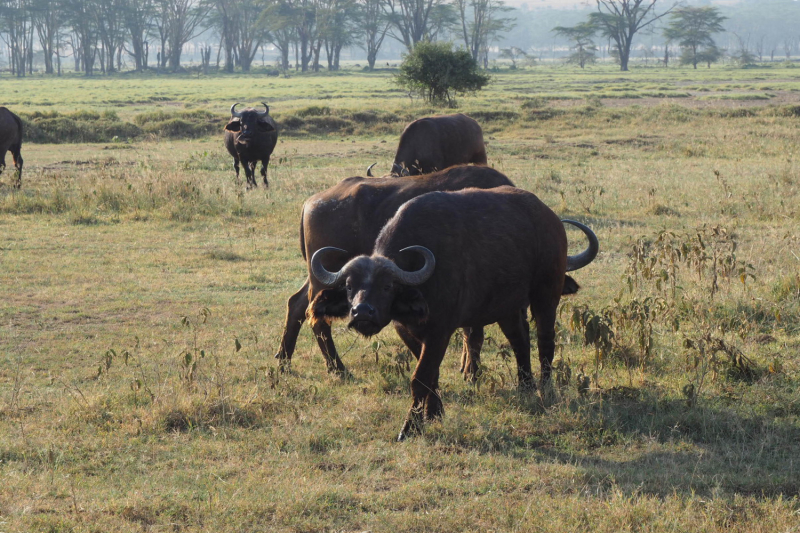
224;103;278;188
367;114;487;177
308;186;599;440
0;107;23;188
275;165;515;375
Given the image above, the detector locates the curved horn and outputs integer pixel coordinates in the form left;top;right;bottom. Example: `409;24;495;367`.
563;220;599;272
230;103;242;118
310;247;349;287
387;246;436;286
259;102;270;117
366;163;377;177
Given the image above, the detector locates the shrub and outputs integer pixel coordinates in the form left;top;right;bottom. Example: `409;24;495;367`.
395;41;490;106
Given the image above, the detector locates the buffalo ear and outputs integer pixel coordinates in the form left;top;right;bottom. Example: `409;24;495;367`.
257;120;275;132
390;288;428;324
225;121;241;132
308;288;349;325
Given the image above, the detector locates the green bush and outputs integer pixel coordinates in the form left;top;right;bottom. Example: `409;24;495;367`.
395;41;490;106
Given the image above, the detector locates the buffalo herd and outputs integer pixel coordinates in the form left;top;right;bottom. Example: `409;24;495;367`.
256;107;600;440
1;102;599;440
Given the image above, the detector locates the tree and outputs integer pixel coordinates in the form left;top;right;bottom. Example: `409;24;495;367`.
65;0;99;75
30;0;63;74
552;21;597;69
262;0;295;71
498;45;526;69
663;6;726;69
94;0;126;72
212;0;270;72
454;0;513;67
318;0;357;70
154;0;209;72
383;0;445;51
120;0;155;71
730;33;756;67
0;0;35;76
588;0;675;72
356;0;389;70
395;40;490;106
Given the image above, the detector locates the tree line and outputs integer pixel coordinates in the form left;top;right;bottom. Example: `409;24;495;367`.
1;0;798;77
0;0;514;75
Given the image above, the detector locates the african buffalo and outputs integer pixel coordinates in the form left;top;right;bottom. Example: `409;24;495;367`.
224;103;278;188
0;107;23;188
367;114;487;177
308;186;599;440
275;165;515;376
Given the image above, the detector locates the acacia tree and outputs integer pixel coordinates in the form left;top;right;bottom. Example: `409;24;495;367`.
498;45;526;69
120;0;154;70
155;0;209;71
0;0;34;76
395;40;490;106
454;0;513;67
383;0;444;51
318;0;357;70
663;6;726;69
589;0;675;71
553;21;597;68
94;0;127;72
356;0;388;70
30;0;62;74
213;0;269;71
262;0;295;71
65;0;98;75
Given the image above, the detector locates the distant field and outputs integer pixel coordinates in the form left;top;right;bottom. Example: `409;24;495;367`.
1;65;799;532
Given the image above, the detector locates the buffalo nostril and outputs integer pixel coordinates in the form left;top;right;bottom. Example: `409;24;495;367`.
352;304;375;319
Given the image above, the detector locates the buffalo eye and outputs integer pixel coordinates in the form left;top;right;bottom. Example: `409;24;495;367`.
345;284;352;293
382;283;393;293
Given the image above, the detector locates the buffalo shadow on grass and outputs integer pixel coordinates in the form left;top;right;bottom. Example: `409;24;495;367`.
439;385;800;499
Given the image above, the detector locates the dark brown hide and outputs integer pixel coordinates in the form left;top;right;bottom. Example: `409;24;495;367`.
309;187;598;439
390;114;487;176
275;165;514;375
0;107;23;188
224;105;278;188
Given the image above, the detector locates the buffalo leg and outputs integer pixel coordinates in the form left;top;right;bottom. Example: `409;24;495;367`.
530;299;558;386
12;146;22;188
311;320;347;375
274;278;310;365
261;156;270;187
243;159;256;189
497;309;534;389
459;326;484;382
399;332;451;441
394;324;422;360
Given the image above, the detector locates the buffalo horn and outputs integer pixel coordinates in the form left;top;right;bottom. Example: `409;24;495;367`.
230;103;243;118
366;163;377;177
310;247;349;287
387;246;436;286
563;220;600;272
259;102;270;117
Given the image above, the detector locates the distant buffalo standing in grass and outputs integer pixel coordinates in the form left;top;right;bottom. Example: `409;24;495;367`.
0;107;24;188
367;113;487;177
224;103;278;188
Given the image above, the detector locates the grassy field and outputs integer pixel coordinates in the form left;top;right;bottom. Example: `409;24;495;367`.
1;65;800;532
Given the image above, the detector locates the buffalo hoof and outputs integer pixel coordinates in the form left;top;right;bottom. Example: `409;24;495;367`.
275;355;291;373
398;407;424;441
